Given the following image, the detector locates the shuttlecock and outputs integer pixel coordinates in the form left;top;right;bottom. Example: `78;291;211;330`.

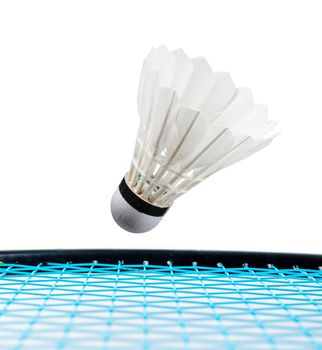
111;46;277;233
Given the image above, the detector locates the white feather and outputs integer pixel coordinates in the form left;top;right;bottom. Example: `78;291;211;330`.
129;46;277;207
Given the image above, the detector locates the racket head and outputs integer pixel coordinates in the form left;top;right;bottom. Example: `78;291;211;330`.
0;250;322;349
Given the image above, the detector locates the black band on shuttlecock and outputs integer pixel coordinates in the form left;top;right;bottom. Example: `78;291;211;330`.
118;177;169;217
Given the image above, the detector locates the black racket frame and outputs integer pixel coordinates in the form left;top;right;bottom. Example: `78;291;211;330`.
0;250;321;269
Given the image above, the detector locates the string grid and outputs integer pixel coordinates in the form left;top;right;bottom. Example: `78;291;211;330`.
0;262;322;350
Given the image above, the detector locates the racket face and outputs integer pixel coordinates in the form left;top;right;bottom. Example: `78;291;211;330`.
0;250;322;350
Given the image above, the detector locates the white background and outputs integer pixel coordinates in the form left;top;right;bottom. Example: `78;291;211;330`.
0;0;321;253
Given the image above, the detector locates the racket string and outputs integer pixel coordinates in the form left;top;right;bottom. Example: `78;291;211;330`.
0;262;322;349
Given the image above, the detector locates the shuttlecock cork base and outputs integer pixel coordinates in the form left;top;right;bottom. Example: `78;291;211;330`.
111;177;170;233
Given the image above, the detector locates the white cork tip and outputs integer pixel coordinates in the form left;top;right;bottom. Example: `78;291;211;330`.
111;187;164;233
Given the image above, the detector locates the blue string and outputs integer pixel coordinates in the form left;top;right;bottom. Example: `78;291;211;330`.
168;261;190;349
102;260;122;348
192;262;234;350
0;262;322;349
